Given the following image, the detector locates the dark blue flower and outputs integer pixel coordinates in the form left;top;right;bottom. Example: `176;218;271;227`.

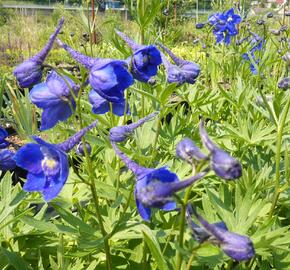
57;40;134;103
158;43;200;85
76;142;92;156
188;206;255;261
88;90;129;116
0;126;9;149
14;121;97;201
208;8;241;45
196;23;206;29
199;120;242;180
13;18;64;88
0;150;16;171
29;71;80;130
111;142;207;221
109;112;158;142
176;138;208;163
115;30;162;82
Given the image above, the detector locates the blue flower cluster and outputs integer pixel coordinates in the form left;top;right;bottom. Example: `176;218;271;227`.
208;8;242;45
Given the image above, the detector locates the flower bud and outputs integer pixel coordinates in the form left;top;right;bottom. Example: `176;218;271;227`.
256;19;265;25
76;142;92;156
176;138;208;163
199;120;242;180
196;23;205;29
109;112;158;142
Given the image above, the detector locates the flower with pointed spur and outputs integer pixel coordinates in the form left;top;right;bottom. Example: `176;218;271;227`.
14;121;97;201
115;30;162;82
0;150;16;171
13;18;64;88
187;206;255;261
29;71;80;130
111;142;207;221
208;8;241;45
199;120;242;180
57;39;134;103
176;137;208;163
0;126;9;149
109;112;158;142
158;43;200;85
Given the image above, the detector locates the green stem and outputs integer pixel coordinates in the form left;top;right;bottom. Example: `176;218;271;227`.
57;234;64;270
151;113;162;162
75;87;112;270
269;96;290;218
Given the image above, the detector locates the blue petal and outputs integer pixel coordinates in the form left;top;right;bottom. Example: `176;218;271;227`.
41;174;65;201
135;197;151;221
161;201;176;211
0;126;8;140
150;167;179;183
89;90;110;114
0;150;16;170
23;172;46;191
40;102;74;130
14;143;43;174
30;83;62;108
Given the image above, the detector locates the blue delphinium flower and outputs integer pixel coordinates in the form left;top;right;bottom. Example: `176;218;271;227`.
187;206;255;261
278;77;290;90
109;112;158;142
158;43;200;85
208;8;241;45
0;126;9;149
13;18;64;88
115;30;162;83
88;90;129;116
0;150;16;171
176;137;208;163
199;120;242;180
57;39;134;105
111;141;207;221
14;121;97;201
29;71;80;130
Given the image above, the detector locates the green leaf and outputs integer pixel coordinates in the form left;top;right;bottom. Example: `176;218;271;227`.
141;225;168;270
0;247;32;270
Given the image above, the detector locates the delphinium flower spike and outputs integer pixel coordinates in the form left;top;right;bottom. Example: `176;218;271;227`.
176;137;208;163
199;120;242;180
109;112;158;142
13;17;64;88
14;121;97;201
158;43;200;84
187;205;255;261
29;71;80;130
57;39;134;107
115;30;162;82
111;141;208;221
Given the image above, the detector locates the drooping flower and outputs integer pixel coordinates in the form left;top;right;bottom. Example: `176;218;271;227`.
176;137;208;163
0;150;16;171
88;90;129;116
0;126;9;149
29;71;80;130
111;142;208;221
109;112;158;142
13;18;64;88
158;43;200;85
14;121;97;201
208;8;242;45
186;205;227;243
57;39;134;103
115;30;162;82
199;120;242;180
187;206;255;261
